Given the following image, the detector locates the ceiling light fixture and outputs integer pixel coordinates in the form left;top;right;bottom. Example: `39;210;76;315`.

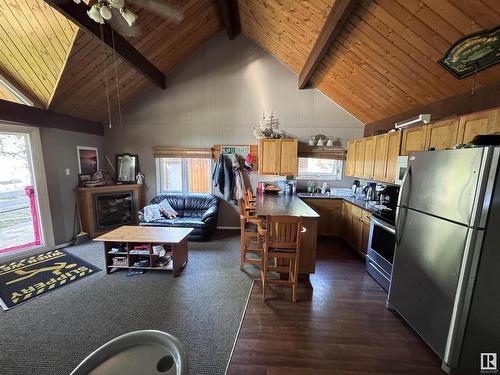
395;114;432;129
73;0;138;27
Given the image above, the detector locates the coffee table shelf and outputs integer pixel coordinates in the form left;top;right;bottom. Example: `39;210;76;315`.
94;226;193;277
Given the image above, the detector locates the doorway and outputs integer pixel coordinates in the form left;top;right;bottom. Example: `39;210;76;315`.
0;124;53;254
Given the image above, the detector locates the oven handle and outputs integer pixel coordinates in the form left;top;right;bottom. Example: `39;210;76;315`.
371;217;395;234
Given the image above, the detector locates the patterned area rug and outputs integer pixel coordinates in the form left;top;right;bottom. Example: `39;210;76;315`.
0;249;99;310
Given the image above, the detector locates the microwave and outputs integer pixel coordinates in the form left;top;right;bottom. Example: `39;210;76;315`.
394;156;408;185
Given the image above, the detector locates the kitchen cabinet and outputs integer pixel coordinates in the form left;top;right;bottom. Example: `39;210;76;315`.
258;139;298;176
303;199;342;236
384;131;402;183
345;140;355;176
372;134;388;182
401;126;428;155
362;136;375;179
354;139;365;177
457;108;500;144
341;200;371;258
425;118;459;150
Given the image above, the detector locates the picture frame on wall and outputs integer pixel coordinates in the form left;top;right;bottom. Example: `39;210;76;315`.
77;146;99;175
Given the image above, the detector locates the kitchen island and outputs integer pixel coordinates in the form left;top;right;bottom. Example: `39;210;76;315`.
255;193;319;276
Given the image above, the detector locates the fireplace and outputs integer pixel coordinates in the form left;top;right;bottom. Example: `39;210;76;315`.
94;191;134;231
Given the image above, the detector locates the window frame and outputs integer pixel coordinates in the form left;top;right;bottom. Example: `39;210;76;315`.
296;157;344;181
156;157;213;195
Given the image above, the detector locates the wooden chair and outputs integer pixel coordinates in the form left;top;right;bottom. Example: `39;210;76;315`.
243;188;255;212
238;199;263;270
259;215;304;302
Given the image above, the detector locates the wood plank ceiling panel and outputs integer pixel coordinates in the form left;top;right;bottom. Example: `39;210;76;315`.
239;0;500;124
49;0;223;122
0;0;77;107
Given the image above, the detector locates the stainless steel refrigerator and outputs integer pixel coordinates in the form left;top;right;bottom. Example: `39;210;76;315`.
387;147;500;373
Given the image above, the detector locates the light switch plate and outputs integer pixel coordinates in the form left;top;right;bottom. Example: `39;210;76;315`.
65;168;71;176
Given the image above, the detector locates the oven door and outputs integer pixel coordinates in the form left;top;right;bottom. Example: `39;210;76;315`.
367;217;395;276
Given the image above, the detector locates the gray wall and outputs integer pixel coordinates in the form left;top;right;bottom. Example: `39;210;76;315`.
41;128;104;245
104;32;364;226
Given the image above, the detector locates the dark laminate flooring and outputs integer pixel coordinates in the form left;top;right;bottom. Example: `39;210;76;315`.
227;238;443;375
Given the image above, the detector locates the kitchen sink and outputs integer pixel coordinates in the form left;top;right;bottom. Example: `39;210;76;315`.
297;192;333;198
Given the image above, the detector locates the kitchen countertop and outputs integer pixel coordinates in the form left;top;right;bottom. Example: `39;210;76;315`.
298;193;378;214
255;193;320;218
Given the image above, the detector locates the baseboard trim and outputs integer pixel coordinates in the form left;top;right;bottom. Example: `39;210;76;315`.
217;226;240;230
225;280;254;375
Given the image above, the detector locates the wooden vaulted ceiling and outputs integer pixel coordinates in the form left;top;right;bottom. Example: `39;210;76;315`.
0;0;499;126
239;0;500;124
0;0;77;107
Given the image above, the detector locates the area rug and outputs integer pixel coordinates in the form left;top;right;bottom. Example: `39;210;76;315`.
0;249;100;310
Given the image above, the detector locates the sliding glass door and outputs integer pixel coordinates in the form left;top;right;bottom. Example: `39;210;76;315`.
0;124;53;254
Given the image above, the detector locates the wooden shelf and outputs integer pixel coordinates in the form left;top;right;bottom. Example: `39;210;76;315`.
107;264;173;271
108;252;128;255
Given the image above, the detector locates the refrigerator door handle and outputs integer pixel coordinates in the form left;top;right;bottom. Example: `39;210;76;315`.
396;165;411;246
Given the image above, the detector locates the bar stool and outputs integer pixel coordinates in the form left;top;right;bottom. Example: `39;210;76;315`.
258;215;304;302
238;199;263;270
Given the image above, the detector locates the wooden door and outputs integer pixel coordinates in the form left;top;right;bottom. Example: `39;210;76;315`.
361;218;370;256
259;139;280;175
363;136;375;179
372;134;388;182
401;126;428;156
426;118;459;150
351;216;363;252
354;139;365;177
342;201;352;244
384;131;402;183
345;141;355;176
306;199;342;236
279;139;298;176
457;109;500;144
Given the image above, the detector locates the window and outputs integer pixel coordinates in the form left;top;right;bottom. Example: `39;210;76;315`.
297;157;343;180
156;158;212;194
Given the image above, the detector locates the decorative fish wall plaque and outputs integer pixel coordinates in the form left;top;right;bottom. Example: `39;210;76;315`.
439;25;500;79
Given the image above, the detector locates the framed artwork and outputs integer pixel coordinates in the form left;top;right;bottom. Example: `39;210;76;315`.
77;146;99;175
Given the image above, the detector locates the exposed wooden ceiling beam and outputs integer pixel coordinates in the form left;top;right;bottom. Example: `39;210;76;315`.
298;0;357;89
217;0;241;40
44;0;166;89
0;99;103;135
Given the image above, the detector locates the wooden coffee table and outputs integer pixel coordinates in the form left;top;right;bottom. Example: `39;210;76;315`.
94;226;193;277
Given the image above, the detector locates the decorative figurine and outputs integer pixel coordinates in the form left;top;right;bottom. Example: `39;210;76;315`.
136;171;144;184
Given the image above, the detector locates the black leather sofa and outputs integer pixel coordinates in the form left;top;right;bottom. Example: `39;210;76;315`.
139;193;220;241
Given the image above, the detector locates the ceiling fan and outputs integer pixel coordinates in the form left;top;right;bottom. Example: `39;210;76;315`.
73;0;183;28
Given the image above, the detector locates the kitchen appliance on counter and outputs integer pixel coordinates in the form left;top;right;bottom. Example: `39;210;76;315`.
387;147;500;373
366;185;399;291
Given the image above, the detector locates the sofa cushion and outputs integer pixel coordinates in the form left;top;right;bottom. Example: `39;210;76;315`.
184;194;219;211
142;217;206;229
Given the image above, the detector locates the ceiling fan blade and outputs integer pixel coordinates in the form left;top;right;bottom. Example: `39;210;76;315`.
128;0;184;23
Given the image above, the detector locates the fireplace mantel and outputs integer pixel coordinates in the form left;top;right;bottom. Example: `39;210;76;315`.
77;184;144;238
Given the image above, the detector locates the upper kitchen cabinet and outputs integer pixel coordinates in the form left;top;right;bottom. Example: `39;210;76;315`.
354;139;365;177
384;131;402;183
362;137;375;179
345;140;355;176
457;109;500;144
401;126;428;156
426;118;459;150
258;139;298;176
372;134;388;182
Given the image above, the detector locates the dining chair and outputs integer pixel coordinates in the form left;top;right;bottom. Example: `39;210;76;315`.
258;215;304;302
238;198;262;270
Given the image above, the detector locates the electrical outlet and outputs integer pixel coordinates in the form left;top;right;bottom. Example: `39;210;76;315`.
65;169;71;176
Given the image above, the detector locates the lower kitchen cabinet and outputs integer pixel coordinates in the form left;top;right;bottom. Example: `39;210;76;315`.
341;200;371;258
303;199;342;236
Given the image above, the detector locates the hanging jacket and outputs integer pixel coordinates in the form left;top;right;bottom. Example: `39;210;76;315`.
212;154;225;195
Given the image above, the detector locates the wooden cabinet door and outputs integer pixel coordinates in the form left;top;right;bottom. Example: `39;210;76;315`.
306;199;342;236
401;126;428;155
363;136;376;179
351;216;363;251
361;218;371;256
259;139;280;175
342;201;352;243
372;134;388;182
345;141;355;176
457;109;500;144
279;139;298;176
426;118;459;150
384;131;402;183
354;139;365;177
